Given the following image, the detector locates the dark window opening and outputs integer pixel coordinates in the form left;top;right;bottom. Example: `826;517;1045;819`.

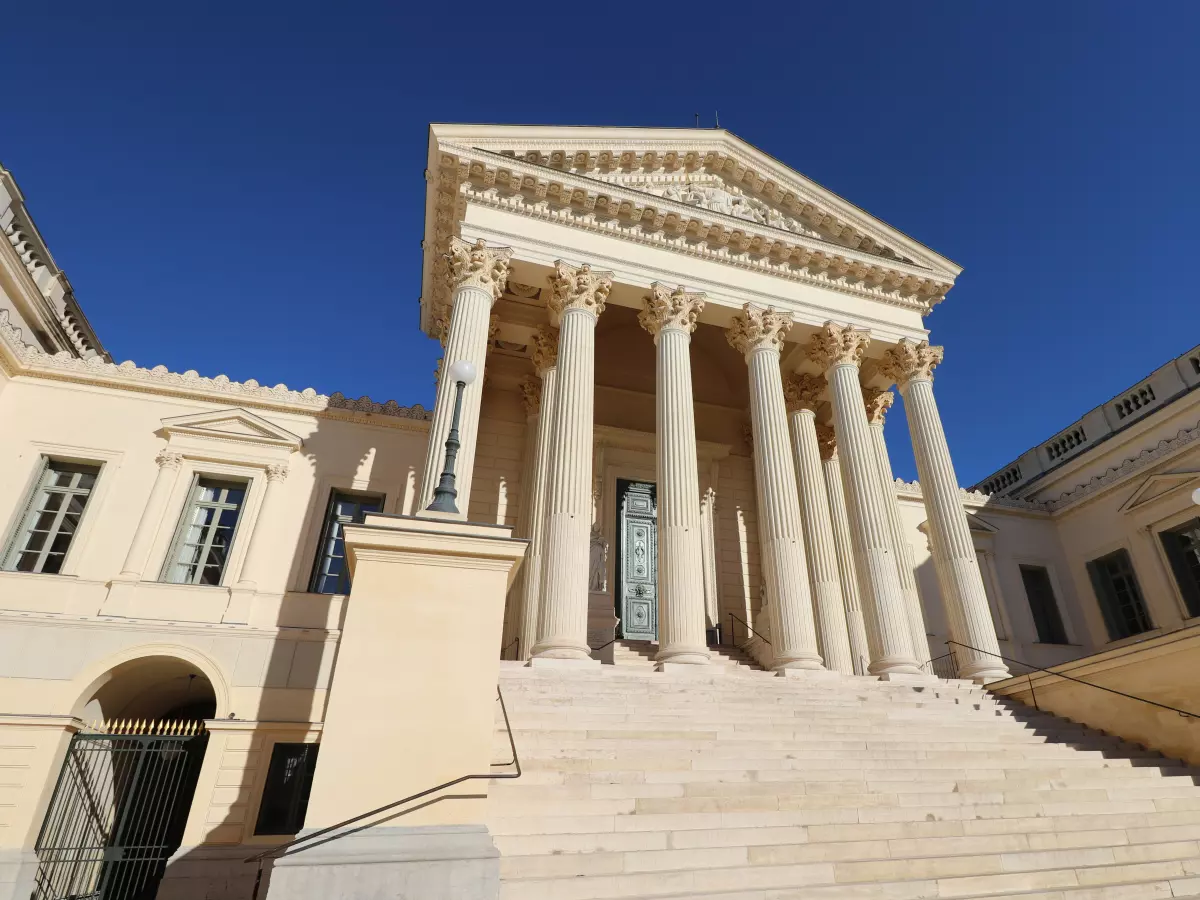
1086;549;1153;641
309;490;383;594
1159;518;1200;619
254;743;319;836
1018;565;1068;644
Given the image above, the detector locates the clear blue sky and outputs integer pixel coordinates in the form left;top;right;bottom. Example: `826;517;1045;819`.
3;3;1197;485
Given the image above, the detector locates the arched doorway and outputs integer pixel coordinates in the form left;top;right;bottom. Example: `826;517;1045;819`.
33;656;217;900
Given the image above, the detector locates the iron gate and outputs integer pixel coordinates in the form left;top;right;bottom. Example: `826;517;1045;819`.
33;720;208;900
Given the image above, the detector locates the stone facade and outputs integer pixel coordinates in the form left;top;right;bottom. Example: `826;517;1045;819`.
1;126;1198;899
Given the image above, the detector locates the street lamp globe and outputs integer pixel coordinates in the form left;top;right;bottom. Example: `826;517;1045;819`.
448;360;477;385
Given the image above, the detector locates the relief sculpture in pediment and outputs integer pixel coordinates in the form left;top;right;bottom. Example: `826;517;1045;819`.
637;179;822;239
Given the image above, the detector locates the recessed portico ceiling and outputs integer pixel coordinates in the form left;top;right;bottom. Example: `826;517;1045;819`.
420;124;962;339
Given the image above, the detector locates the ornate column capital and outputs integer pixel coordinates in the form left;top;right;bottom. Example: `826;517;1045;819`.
725;304;792;359
638;283;705;339
519;376;542;416
548;261;612;319
530;325;559;374
265;463;289;483
863;387;895;425
155;449;184;470
782;372;826;413
880;339;944;386
807;321;871;371
446;237;514;302
815;423;838;461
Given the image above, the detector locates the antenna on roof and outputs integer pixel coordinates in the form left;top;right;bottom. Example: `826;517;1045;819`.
714;111;720;129
694;112;700;127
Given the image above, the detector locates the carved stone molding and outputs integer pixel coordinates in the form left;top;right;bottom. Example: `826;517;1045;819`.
895;477;1050;513
880;339;944;386
530;325;559;373
519;376;542;416
863;387;895;425
446;237;513;302
815;423;838;460
638;283;705;338
265;463;290;483
155;450;184;470
548;261;612;318
725;304;792;358
782;372;825;413
807;321;870;371
0;310;431;428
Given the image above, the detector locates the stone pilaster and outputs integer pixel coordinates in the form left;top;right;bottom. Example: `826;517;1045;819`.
419;238;513;516
881;340;1010;683
235;463;289;590
864;387;930;663
532;263;611;662
782;374;854;675
119;449;183;579
726;305;823;672
514;328;558;661
808;323;920;676
639;284;710;666
816;426;871;675
700;486;720;632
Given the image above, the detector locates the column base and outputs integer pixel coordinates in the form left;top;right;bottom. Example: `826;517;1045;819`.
655;647;711;667
527;657;600;669
265;824;499;900
0;848;38;900
957;662;1011;685
867;656;923;678
770;656;824;672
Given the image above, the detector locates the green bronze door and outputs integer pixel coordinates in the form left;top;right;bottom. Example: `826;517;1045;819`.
617;480;657;642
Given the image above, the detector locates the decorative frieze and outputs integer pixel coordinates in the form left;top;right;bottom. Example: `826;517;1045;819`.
880;339;944;386
638;284;705;338
725;304;792;359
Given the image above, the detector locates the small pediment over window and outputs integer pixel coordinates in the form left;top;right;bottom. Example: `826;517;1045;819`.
1118;471;1200;514
160;408;303;451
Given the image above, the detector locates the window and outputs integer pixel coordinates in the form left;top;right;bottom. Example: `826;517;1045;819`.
309;491;383;594
1160;518;1200;619
254;743;319;835
1086;549;1153;641
1019;565;1069;644
163;478;247;585
3;460;100;574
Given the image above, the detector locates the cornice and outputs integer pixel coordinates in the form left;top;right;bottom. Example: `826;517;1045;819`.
0;310;431;431
894;477;1050;514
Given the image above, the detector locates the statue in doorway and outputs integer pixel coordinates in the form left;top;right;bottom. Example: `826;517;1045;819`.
588;522;608;592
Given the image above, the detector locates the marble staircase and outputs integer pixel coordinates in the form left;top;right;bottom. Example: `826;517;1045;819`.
489;662;1200;899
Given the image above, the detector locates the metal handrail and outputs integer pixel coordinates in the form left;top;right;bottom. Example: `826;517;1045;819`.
244;686;522;897
501;637;519;660
590;637;618;652
728;612;771;647
946;640;1200;720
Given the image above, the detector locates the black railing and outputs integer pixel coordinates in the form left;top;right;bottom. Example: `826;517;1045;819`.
245;687;521;899
727;612;771;647
946;640;1200;719
921;652;958;680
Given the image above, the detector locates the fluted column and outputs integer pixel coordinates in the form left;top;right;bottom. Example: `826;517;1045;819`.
808;323;920;676
640;284;710;666
816;426;871;675
783;374;854;675
700;486;720;631
419;238;513;516
515;328;558;660
726;305;823;672
236;464;289;590
881;340;1009;683
864;388;930;663
532;263;611;661
119;449;184;578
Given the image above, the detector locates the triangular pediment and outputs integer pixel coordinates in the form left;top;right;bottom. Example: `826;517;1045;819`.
1118;471;1200;513
160;408;303;450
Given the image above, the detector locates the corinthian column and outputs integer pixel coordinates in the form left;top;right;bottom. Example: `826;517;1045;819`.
639;284;710;667
881;340;1009;683
515;328;558;660
419;238;513;516
532;263;611;662
864;388;930;663
726;305;823;672
808;323;920;676
783;374;854;675
816;426;871;675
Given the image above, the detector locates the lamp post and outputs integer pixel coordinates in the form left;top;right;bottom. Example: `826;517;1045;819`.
426;360;479;514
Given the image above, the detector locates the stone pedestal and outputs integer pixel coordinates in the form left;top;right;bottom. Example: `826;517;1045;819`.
267;513;525;900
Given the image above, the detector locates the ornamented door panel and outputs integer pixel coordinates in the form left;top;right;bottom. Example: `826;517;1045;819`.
618;481;658;642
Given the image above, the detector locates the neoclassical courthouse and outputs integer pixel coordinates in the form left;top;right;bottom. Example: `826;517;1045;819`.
2;125;1200;900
